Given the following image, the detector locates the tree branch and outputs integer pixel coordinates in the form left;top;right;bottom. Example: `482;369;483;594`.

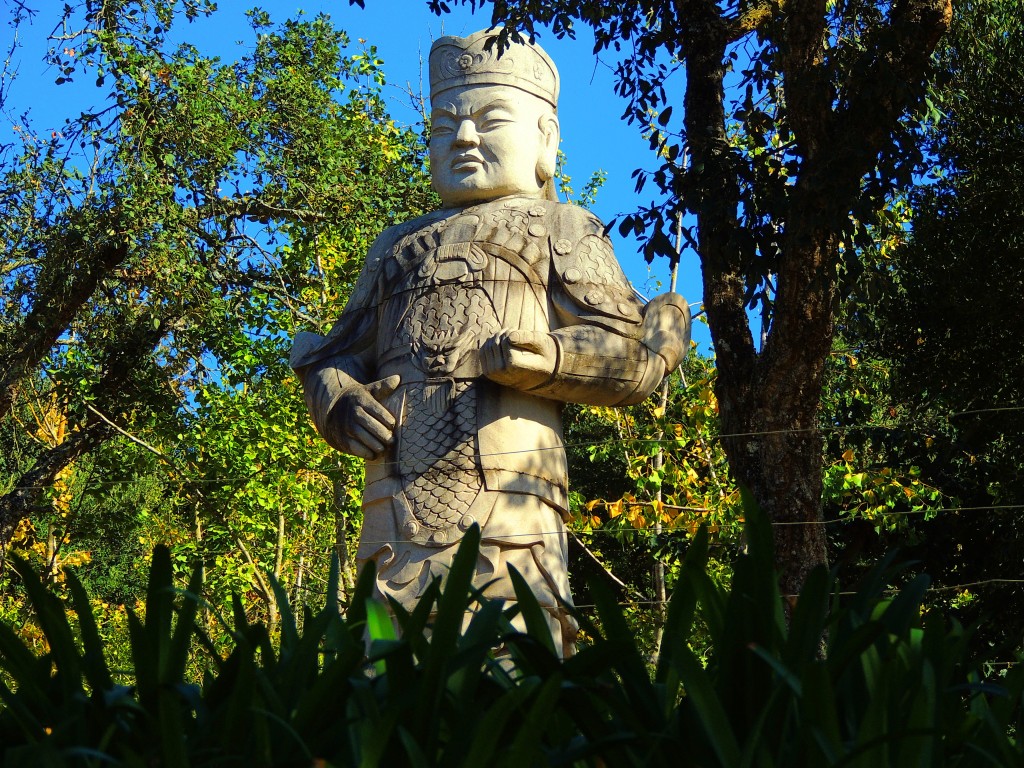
86;405;275;605
678;0;757;411
83;402;168;460
836;0;952;162
781;0;834;159
568;529;646;601
0;236;127;420
199;196;328;225
0;422;110;544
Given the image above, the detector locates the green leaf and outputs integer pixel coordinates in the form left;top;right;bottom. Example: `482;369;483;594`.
166;564;204;686
676;644;742;767
782;565;831;667
11;556;83;697
461;681;539;767
654;529;703;711
498;675;563;768
66;569;114;693
508;564;557;655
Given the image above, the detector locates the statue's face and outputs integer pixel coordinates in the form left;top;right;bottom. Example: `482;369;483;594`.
429;85;558;207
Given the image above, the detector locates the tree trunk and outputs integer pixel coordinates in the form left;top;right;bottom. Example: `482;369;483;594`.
294;506;307;619
265;508;286;634
333;473;354;604
0;313;165;547
677;0;949;597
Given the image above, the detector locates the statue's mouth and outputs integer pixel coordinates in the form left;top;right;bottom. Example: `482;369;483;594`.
451;154;483;171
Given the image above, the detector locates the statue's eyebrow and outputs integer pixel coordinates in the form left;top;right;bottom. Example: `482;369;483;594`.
431;99;516;120
432;103;458;119
473;99;515;117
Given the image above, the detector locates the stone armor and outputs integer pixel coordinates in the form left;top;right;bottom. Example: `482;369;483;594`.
291;195;689;651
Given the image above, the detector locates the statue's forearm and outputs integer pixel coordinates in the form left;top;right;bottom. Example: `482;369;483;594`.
528;293;691;406
523;326;662;406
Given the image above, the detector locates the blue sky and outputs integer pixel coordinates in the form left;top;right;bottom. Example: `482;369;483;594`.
6;1;710;349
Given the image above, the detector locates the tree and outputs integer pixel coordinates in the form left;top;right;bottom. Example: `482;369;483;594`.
876;0;1024;512
830;0;1024;647
411;0;950;594
1;2;436;625
562;346;744;653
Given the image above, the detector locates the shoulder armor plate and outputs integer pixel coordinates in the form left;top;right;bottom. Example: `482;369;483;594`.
549;205;643;326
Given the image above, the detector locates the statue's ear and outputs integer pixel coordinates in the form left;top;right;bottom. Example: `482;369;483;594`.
536;113;560;183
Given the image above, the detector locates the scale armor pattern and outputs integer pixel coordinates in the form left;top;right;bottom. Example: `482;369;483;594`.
400;380;480;535
394;276;498;539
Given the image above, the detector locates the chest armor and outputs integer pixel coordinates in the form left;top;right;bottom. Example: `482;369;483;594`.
375;201;553;544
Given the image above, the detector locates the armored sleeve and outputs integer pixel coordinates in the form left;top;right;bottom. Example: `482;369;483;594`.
529;205;690;406
289;225;397;440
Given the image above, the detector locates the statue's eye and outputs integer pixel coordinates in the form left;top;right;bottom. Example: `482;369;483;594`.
478;115;512;131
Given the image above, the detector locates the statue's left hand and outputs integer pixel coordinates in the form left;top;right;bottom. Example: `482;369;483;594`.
480;330;557;390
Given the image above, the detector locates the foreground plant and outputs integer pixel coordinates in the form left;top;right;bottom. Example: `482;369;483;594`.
0;525;572;767
1;510;1022;766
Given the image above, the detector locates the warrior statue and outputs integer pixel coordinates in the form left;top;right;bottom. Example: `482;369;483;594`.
291;29;691;655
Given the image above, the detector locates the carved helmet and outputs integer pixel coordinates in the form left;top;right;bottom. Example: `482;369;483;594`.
428;28;559;108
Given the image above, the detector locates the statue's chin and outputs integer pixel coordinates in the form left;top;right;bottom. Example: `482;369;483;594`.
435;178;545;208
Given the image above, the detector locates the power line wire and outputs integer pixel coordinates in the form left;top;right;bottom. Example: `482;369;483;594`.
7;406;1016;493
570;578;1024;610
949;406;1024;418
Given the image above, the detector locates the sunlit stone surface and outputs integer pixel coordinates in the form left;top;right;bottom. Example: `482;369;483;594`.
291;29;691;655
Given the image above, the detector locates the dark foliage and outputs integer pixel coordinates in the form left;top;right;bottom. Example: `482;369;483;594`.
2;506;1022;766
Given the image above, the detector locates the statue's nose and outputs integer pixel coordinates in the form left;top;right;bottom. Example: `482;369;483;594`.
453;119;479;147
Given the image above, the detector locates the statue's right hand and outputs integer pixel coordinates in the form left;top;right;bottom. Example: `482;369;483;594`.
325;375;400;460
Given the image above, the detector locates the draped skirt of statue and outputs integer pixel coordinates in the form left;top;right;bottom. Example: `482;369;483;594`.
357;489;578;657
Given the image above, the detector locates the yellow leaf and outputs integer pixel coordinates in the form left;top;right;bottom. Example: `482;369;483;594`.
842;448;855;463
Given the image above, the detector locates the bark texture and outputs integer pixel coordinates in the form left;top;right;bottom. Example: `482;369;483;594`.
0;230;128;420
0;422;110;545
677;0;951;596
0;315;164;546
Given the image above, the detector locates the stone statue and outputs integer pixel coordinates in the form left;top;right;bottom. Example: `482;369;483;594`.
290;29;690;656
